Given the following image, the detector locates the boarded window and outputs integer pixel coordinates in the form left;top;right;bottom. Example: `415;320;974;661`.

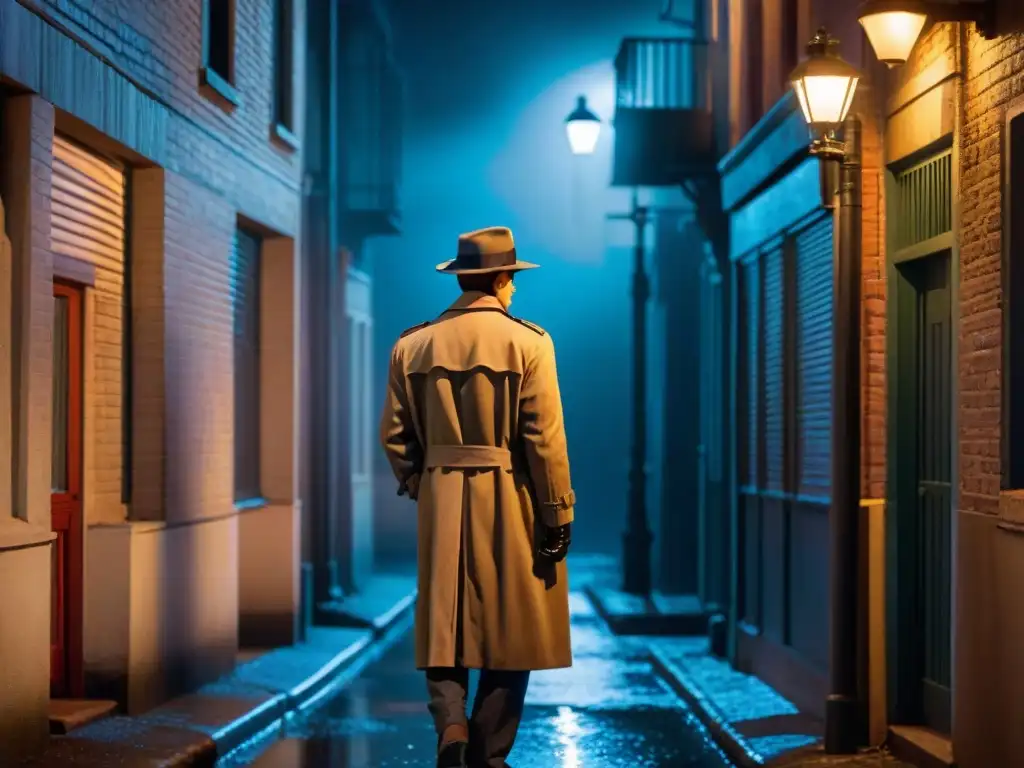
233;228;262;502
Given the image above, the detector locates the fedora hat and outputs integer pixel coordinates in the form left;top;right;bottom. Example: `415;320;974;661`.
435;226;540;275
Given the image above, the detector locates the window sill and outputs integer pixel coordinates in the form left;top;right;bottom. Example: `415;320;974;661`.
199;67;242;110
0;516;57;553
271;123;300;153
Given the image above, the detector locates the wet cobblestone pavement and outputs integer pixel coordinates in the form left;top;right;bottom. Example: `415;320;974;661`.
220;592;735;767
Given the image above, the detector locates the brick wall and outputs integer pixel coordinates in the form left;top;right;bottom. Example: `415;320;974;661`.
7;0;306;524
861;98;887;500
22;0;302;187
960;26;1016;515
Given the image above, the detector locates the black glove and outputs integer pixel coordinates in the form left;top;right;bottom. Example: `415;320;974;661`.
397;473;421;501
539;523;571;562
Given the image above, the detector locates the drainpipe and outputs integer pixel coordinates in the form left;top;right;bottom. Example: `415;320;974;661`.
825;113;865;754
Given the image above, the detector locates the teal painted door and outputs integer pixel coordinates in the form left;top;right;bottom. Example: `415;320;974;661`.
914;253;952;734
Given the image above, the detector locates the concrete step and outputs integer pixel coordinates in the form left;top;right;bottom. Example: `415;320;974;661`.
48;699;118;735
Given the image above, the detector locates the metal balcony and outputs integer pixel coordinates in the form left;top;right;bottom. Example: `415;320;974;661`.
612;37;716;188
337;0;403;236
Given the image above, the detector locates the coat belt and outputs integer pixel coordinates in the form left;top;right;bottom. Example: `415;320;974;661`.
426;444;513;470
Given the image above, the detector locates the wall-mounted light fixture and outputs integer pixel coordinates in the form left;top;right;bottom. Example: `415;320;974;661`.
858;0;996;68
789;29;860;147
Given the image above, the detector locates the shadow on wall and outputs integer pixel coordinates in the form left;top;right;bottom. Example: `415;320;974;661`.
372;0;682;561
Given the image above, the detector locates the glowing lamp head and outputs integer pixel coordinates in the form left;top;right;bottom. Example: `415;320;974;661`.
789;28;861;137
565;95;601;155
858;1;928;67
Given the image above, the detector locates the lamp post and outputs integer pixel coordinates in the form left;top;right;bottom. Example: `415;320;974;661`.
789;28;864;754
857;0;996;67
611;191;655;597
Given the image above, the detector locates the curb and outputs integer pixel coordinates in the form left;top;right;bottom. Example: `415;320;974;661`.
25;587;417;767
648;645;768;768
207;594;417;763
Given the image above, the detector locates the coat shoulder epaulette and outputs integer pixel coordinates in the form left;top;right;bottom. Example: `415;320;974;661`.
399;321;431;339
509;316;546;336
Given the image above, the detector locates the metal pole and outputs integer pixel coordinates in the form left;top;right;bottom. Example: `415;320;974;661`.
622;191;654;597
824;114;864;754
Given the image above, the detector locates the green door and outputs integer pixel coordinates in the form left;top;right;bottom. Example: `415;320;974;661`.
887;147;955;735
913;252;952;733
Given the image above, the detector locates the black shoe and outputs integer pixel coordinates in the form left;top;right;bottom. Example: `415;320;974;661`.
437;740;468;767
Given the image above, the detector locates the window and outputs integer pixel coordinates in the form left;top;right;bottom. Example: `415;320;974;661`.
349;318;372;478
201;0;239;105
274;0;296;135
233;228;262;503
1005;112;1024;487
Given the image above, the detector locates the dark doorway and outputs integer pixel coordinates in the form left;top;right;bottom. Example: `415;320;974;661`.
891;251;953;734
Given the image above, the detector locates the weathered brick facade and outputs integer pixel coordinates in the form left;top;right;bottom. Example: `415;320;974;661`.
0;0;306;755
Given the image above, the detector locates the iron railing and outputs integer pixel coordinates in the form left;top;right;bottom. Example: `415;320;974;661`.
614;37;711;113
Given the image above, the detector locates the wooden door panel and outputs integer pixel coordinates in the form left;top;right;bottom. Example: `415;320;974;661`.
914;254;953;734
51;282;84;698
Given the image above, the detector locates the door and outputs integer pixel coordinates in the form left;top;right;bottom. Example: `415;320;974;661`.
51;281;84;698
345;266;374;592
913;252;953;733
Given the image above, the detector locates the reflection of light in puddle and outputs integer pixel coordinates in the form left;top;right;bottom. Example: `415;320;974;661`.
555;706;582;767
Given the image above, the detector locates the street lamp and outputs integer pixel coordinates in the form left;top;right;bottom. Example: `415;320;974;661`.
857;0;996;67
789;28;865;756
565;95;601;155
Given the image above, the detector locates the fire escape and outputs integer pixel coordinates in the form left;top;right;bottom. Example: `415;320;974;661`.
611;6;723;238
337;0;403;240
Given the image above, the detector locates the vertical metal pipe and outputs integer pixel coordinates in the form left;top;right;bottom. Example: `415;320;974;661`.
623;191;654;596
824;114;864;754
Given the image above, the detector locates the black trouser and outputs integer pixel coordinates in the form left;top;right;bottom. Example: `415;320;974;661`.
426;667;531;767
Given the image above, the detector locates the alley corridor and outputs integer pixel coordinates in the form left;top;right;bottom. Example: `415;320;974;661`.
218;591;734;768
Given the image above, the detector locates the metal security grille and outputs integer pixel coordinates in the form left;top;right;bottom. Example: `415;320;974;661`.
742;259;760;487
795;216;834;499
893;150;952;251
763;246;785;491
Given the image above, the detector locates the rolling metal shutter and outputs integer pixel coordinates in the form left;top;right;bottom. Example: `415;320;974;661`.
51;137;126;274
741;259;760;486
763;246;785;491
795;215;834;499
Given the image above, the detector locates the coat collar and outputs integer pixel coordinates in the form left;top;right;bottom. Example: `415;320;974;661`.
443;292;507;315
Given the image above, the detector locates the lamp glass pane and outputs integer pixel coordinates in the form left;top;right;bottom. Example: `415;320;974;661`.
838;76;860;124
792;79;813;125
801;75;857;125
859;11;927;64
566;120;600;155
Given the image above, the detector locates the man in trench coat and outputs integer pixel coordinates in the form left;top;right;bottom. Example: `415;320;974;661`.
380;226;575;768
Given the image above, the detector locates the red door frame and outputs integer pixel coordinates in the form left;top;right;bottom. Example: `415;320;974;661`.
51;280;84;699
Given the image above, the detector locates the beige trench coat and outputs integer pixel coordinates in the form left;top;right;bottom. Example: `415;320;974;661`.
380;292;576;671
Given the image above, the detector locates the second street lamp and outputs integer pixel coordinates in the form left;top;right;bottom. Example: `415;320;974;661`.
789;28;865;755
565;95;602;155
